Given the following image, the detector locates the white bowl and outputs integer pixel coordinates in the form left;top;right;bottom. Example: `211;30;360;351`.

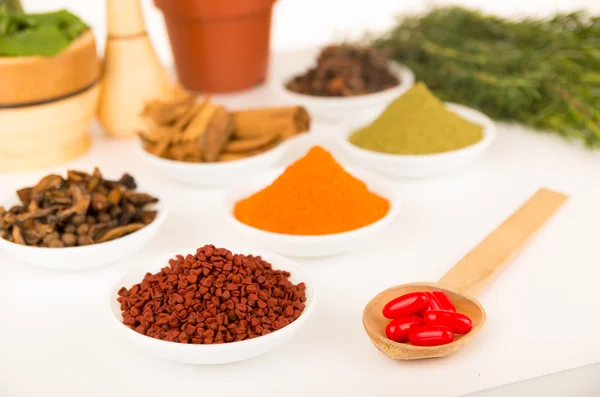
222;167;401;258
274;62;415;123
136;137;300;187
110;248;317;364
0;189;167;271
339;103;496;178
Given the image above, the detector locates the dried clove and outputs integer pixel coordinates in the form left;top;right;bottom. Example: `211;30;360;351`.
0;169;160;248
285;44;400;97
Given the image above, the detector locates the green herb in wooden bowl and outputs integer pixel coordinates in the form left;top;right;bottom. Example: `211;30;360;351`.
0;9;88;57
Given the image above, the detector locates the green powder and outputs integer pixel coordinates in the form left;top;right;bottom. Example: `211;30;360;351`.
349;82;484;155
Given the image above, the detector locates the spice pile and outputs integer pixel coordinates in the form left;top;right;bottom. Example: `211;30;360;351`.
285;45;400;97
383;291;473;346
349;83;484;155
0;169;158;247
117;245;307;344
139;87;311;163
234;146;390;235
374;7;600;148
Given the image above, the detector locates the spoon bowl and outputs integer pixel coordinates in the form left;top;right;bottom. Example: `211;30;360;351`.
363;283;486;360
363;188;568;360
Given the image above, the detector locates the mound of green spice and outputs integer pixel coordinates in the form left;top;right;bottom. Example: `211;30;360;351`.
0;9;88;57
373;7;600;148
349;82;484;155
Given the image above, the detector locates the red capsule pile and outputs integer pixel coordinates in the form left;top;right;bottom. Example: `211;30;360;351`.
382;290;472;347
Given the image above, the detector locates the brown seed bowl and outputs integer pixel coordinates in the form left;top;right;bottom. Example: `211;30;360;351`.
110;248;317;364
363;283;486;360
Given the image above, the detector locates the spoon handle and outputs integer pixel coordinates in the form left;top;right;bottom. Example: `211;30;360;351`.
437;188;568;298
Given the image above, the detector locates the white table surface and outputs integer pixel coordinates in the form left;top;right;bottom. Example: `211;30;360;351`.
1;49;600;397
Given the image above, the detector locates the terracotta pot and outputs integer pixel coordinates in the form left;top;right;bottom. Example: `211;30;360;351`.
154;0;276;93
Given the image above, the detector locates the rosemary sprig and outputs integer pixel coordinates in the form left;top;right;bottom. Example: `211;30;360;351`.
374;7;600;148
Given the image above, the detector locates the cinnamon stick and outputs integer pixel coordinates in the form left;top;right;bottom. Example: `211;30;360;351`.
231;106;310;138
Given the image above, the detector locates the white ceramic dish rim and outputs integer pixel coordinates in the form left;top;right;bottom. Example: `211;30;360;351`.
0;187;167;252
276;61;415;106
135;133;301;170
222;167;401;242
110;248;317;351
340;102;496;162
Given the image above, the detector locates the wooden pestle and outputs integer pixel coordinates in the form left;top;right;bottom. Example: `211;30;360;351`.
97;0;172;139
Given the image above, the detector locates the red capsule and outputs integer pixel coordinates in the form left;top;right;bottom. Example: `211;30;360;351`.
432;290;456;312
382;292;429;319
420;291;444;314
408;325;454;346
385;316;425;342
423;310;473;334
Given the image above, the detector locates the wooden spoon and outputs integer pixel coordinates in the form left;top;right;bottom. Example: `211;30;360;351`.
363;188;568;360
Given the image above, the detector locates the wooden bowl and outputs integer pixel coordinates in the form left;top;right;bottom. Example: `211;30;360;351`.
0;83;100;173
362;283;486;360
0;30;99;107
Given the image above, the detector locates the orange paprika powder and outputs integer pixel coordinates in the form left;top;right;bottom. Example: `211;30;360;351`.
233;146;390;235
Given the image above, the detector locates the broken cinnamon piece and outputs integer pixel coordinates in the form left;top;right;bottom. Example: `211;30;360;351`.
174;98;209;131
169;84;192;102
217;152;254;162
147;139;171;157
178;101;218;143
140;95;195;126
224;132;278;153
168;142;203;162
202;106;233;162
219;141;279;162
139;125;179;144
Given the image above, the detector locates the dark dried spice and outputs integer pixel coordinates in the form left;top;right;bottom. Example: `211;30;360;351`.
0;169;160;248
98;223;145;243
118;174;137;189
286;44;399;97
117;245;307;345
31;175;64;201
16;188;32;204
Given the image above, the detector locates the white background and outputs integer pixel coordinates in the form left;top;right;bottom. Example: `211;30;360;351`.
3;1;600;397
22;0;600;66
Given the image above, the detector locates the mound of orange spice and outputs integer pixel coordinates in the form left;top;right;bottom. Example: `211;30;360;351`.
234;146;390;235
